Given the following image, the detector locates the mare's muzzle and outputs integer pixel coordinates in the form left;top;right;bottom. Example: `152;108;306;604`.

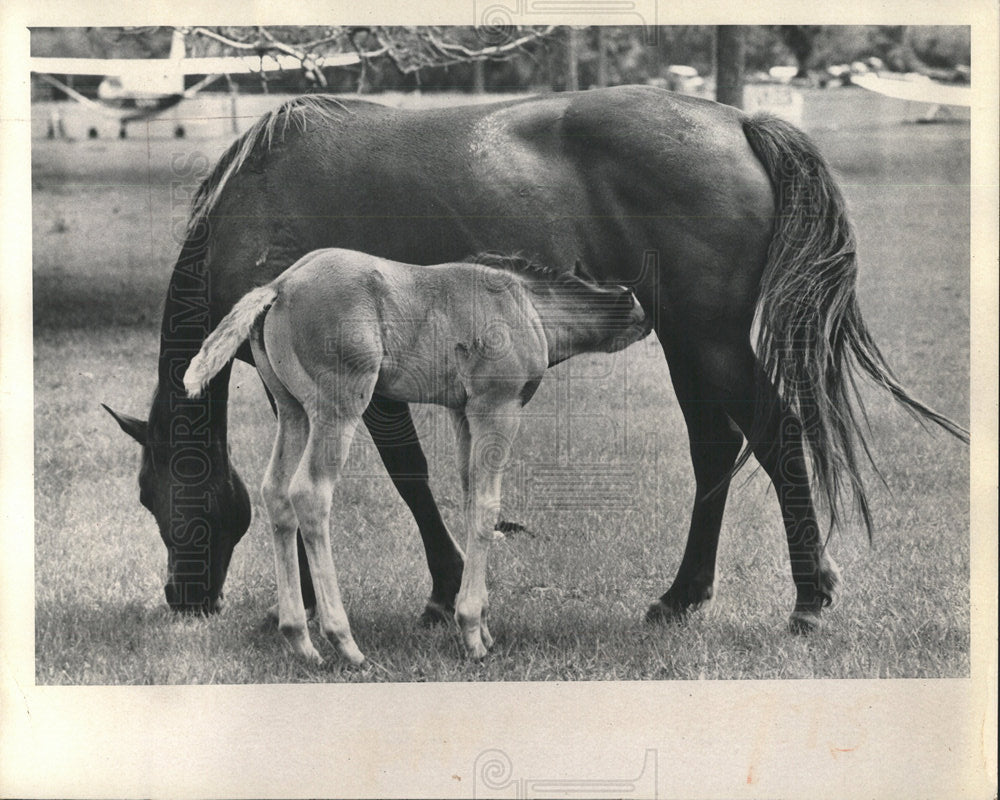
164;541;233;614
165;580;224;614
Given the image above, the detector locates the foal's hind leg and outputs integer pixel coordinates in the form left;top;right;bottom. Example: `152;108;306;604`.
260;395;323;664
260;382;317;618
647;343;744;623
289;414;367;666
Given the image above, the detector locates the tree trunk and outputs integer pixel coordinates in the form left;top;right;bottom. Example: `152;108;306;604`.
778;26;817;78
565;26;579;91
472;59;486;94
596;27;609;88
225;74;240;134
715;26;745;109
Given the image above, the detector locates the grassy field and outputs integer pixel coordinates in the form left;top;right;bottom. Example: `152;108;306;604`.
32;87;970;683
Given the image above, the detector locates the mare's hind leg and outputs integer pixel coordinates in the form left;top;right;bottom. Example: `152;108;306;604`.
260;393;322;664
647;343;744;623
701;343;840;632
363;396;465;626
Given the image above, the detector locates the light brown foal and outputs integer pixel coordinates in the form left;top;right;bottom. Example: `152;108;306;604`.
185;248;651;664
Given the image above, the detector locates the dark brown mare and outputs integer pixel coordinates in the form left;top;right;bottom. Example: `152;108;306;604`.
105;86;968;632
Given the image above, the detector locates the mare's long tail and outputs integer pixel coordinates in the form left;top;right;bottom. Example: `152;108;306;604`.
740;112;969;536
183;286;277;398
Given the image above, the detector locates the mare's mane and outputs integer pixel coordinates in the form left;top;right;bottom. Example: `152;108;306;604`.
186;95;357;236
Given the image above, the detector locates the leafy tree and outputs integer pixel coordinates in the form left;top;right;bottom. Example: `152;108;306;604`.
777;25;822;77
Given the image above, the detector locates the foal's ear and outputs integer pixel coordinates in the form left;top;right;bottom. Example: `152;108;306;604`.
102;404;147;445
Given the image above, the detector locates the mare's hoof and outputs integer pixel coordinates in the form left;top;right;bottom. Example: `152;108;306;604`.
788;611;823;635
645;589;714;624
645;582;714;625
645;600;688;625
420;599;454;627
819;556;842;608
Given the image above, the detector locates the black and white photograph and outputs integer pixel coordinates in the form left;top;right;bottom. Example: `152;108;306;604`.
1;2;996;797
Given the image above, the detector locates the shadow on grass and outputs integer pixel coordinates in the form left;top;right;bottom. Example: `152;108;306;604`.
34;273;165;330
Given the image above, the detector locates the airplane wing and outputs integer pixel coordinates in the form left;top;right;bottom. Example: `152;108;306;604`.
30;34;365;134
852;72;971;108
29;51;362;78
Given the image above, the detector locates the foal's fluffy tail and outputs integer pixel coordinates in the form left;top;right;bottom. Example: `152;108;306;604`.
183;286;277;398
741;112;969;536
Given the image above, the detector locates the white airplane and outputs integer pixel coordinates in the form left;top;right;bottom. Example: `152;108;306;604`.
850;70;971;122
31;29;362;139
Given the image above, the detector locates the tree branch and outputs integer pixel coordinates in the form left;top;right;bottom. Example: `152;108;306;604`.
181;24;552;79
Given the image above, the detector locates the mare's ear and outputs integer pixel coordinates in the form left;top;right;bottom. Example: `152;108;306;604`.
102;404;147;445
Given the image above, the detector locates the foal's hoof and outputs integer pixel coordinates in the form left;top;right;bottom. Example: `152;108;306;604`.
339;643;367;668
466;640;490;660
296;643;325;665
420;599;455;628
788;611;823;635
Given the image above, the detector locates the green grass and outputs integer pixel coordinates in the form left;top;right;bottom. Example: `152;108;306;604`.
33;87;970;683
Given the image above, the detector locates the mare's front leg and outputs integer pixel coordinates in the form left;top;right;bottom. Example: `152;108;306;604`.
364;396;465;625
451;401;520;659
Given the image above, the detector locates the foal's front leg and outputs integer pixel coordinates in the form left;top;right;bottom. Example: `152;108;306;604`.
449;411;490;654
451;401;521;659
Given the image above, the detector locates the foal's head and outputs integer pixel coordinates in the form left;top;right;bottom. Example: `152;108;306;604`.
472;253;652;364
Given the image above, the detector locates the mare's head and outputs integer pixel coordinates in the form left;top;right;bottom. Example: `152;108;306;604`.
102;403;251;614
474;254;652;364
